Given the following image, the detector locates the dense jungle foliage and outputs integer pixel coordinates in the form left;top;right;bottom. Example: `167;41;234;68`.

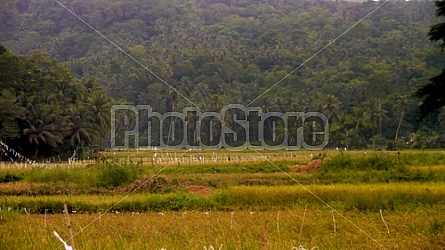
1;0;445;158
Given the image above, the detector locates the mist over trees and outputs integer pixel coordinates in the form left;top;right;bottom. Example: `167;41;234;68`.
1;0;445;158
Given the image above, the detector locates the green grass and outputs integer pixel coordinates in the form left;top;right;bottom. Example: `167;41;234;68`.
0;159;146;189
151;160;295;174
315;152;442;184
2;182;445;212
2;151;445;196
221;183;445;211
1;193;219;213
398;151;445;166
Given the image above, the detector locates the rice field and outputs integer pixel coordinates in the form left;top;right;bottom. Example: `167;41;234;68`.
1;150;445;249
1;209;445;249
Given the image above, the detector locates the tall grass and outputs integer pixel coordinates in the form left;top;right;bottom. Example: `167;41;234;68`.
320;153;405;171
0;171;23;183
1;209;444;249
1;193;219;213
316;153;437;183
150;160;296;174
398;152;445;166
0;205;20;224
26;166;95;185
3;159;145;188
2;150;445;249
2;183;445;212
96;159;143;189
220;184;445;211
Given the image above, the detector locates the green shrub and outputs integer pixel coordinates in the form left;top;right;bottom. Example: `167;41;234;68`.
157;160;294;174
429;217;445;236
317;153;416;183
315;153;439;184
0;206;20;224
25;166;95;185
320;153;404;172
399;152;445;166
0;172;24;183
96;160;142;189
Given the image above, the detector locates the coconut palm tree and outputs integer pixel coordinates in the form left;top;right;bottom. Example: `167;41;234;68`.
349;107;370;147
330;113;352;149
87;93;112;148
186;111;198;146
439;107;445;129
23;104;64;158
364;98;388;148
166;87;179;145
321;94;341;123
66;104;100;155
394;95;410;142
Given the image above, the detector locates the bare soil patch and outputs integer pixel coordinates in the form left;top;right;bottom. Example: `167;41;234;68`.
289;159;322;172
185;185;214;196
121;177;168;193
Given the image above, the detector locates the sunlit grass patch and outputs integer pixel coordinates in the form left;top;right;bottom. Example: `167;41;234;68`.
1;209;445;249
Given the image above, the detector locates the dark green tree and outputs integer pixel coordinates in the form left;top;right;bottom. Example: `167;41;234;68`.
415;0;445;119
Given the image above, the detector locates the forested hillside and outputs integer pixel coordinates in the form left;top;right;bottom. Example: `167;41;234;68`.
0;45;114;159
1;0;445;156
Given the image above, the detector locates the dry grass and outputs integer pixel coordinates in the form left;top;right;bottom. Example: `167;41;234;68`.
2;150;445;249
1;209;444;249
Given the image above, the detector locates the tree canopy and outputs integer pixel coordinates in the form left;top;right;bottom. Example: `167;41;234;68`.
416;0;445;119
0;45;114;159
1;0;445;154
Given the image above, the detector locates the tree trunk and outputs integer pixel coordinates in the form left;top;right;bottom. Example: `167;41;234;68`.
167;119;174;146
395;108;404;143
